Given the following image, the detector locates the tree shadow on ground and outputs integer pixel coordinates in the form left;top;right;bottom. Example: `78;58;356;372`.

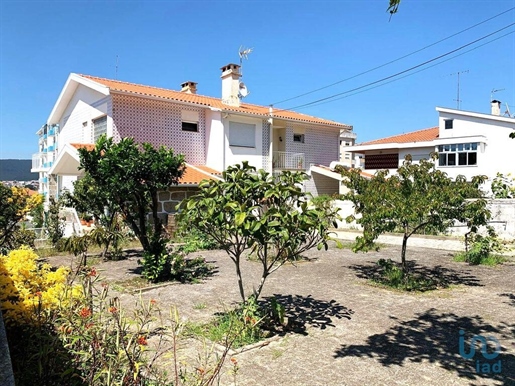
500;293;515;307
334;308;514;384
260;294;354;335
348;259;482;288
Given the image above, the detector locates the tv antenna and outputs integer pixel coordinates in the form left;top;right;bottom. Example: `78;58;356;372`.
115;55;119;79
450;70;468;109
491;88;505;101
238;46;253;98
504;102;513;118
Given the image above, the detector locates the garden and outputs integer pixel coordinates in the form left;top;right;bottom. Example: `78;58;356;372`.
1;140;514;385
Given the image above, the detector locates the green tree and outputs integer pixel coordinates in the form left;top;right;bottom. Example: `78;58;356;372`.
78;135;185;257
62;174;125;259
45;197;65;247
339;155;489;272
178;162;338;302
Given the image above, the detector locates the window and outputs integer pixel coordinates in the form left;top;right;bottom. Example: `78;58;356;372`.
182;122;198;132
345;142;350;146
444;119;453;130
438;142;478;167
93;115;107;142
293;134;305;143
181;110;199;132
229;121;255;148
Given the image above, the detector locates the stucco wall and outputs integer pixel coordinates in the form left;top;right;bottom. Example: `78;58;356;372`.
334;199;515;240
59;85;110;146
111;94;206;165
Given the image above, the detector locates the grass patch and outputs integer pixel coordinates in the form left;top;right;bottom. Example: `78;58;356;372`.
185;309;269;349
370;259;441;292
453;252;507;266
111;277;150;292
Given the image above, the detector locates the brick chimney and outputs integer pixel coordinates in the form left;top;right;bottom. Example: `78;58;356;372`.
180;81;197;94
221;63;241;107
491;100;501;116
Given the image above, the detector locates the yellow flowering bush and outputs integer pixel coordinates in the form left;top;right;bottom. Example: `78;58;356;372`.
0;246;81;325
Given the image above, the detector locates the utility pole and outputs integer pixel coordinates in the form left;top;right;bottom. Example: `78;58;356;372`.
450;70;469;110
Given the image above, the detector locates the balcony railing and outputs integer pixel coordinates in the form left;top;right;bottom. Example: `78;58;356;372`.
31;153;47;171
272;151;306;170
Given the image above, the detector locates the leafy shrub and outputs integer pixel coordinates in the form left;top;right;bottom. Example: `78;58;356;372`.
456;233;507;265
1;250;230;385
176;227;219;254
187;296;267;349
141;249;213;284
0;246;81;325
373;258;439;291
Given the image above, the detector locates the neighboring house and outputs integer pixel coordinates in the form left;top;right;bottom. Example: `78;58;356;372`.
339;128;357;167
348;101;515;183
32;64;354;213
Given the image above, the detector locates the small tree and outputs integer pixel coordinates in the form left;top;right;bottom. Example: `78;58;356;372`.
45;197;65;247
178;162;338;302
78;136;185;258
339;154;490;272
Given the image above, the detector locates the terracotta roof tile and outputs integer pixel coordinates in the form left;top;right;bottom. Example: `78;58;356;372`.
180;165;221;185
360;127;439;145
70;143;96;151
80;74;349;128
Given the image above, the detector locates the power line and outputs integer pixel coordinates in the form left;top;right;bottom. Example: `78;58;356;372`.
271;6;515;106
296;30;514;110
278;22;515;112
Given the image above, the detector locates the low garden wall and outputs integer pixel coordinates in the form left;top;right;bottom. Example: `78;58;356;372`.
334;199;515;240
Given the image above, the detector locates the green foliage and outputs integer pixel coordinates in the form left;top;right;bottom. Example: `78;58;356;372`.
45;197;65;247
490;172;515;198
178;162;339;302
187;297;266;349
175;226;220;254
339;154;490;272
374;259;439;291
141;247;213;284
0;184;42;252
457;231;507;265
78;135;185;260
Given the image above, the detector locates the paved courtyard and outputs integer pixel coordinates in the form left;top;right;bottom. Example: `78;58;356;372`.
51;239;515;385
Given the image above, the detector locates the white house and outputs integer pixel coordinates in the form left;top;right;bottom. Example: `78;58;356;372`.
32;64;354;211
349;101;515;183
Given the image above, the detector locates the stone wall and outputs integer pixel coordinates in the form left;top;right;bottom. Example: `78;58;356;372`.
157;186;200;228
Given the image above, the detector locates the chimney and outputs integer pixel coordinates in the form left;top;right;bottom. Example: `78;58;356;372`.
491;100;501;116
180;81;197;94
221;63;241;107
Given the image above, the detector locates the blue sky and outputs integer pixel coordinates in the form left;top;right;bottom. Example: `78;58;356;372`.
1;0;514;159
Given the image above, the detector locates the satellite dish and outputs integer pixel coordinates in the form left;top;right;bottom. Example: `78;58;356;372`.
239;82;249;98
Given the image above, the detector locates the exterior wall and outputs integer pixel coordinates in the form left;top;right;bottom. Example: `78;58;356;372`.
304;173;339;196
335;198;515;240
360;146;433;175
111;94;206;165
205;109;224;171
436;112;515;182
286;123;339;168
223;114;264;170
262;119;271;171
59;85;110;146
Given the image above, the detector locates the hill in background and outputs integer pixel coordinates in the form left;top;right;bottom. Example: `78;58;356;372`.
0;159;38;181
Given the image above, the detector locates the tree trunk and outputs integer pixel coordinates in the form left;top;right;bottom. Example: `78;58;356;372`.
401;232;408;273
234;255;246;302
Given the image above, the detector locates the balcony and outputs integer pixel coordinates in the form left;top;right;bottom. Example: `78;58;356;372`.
340;131;357;140
272;151;306;170
31;153;47;172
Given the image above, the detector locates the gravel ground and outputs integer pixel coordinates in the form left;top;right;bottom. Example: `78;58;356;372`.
48;239;515;386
